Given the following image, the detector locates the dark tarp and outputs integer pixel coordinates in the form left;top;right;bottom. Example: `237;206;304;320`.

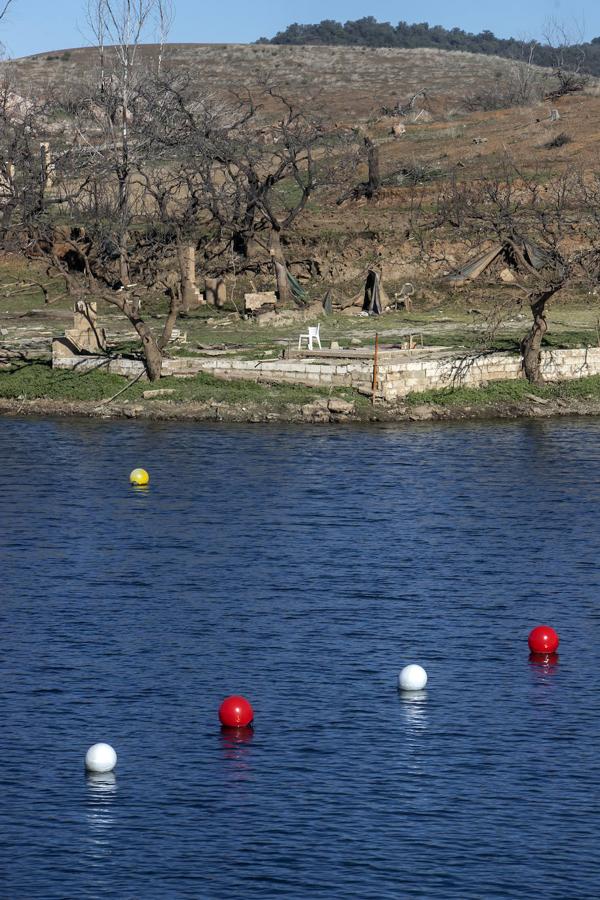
363;269;383;314
287;270;309;304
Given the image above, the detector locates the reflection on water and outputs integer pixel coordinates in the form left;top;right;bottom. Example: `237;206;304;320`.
86;773;117;857
400;691;428;773
86;771;117;796
220;726;254;782
529;652;560;679
400;690;428;730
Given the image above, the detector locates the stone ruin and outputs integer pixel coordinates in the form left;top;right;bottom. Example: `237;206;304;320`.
180;246;203;311
204;276;227;308
52;301;107;360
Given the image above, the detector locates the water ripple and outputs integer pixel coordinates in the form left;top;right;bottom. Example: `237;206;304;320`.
1;418;600;898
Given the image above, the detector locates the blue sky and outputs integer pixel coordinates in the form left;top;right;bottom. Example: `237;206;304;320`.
1;0;598;58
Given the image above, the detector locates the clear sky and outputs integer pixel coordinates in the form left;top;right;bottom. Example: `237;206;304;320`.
1;0;598;59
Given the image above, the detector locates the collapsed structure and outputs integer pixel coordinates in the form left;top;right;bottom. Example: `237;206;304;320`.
445;239;548;286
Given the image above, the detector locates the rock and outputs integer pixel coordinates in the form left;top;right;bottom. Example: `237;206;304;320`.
244;291;277;313
523;393;549;405
301;398;330;422
328;398;354;415
350;338;362;346
123;405;144;418
339;306;363;317
256;310;279;327
303;300;323;318
143;389;176;399
408;404;435;421
276;309;305;323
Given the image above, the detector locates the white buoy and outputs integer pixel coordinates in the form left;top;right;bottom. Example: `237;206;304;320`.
398;664;428;692
85;743;117;773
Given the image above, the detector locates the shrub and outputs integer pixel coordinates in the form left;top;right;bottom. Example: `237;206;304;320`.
545;131;572;149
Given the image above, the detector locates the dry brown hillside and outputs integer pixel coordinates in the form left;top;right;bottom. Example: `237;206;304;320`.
4;43;574;119
4;43;600;299
7;42;600;175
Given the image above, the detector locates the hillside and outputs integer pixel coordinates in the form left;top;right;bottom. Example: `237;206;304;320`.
4;42;600;302
7;43;564;120
2;42;600;390
7;42;600;179
262;17;600;78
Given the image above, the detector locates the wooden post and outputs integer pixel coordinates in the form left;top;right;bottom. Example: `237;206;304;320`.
371;332;379;404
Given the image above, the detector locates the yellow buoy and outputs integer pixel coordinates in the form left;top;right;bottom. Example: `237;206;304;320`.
130;468;149;486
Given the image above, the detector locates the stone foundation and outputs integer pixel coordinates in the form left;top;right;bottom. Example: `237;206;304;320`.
52;346;600;399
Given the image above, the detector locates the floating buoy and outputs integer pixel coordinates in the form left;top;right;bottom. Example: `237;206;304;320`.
398;664;428;692
85;742;117;773
130;468;149;486
219;695;254;727
528;625;559;655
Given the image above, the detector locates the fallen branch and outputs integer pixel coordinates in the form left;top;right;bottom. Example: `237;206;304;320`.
96;367;146;408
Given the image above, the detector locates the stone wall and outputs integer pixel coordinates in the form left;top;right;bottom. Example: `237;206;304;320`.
52;349;374;389
52;344;600;399
380;348;600;400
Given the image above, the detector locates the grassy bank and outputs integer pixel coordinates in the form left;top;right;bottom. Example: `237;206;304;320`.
3;361;600;425
0;362;365;409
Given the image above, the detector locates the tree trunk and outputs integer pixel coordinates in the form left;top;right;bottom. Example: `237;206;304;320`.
104;294;163;381
270;229;290;306
118;231;130;286
233;173;259;257
364;136;381;200
135;319;163;381
157;296;182;352
521;292;552;384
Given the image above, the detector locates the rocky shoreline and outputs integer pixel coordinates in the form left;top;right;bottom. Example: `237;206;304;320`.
2;393;600;425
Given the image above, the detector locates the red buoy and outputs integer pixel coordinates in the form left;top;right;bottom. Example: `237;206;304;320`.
528;625;560;654
219;695;254;727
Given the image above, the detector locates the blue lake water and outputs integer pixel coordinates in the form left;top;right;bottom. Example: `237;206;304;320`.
1;416;600;899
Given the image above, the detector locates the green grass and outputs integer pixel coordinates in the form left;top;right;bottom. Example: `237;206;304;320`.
0;362;366;409
405;374;600;407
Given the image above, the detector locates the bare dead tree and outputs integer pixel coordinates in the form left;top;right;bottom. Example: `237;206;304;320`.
336;124;383;205
167;84;337;306
0;0;14;59
86;0;173;285
428;167;599;383
0;68;211;381
543;20;589;99
155;0;173;73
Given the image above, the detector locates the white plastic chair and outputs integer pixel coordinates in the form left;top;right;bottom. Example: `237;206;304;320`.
298;324;321;351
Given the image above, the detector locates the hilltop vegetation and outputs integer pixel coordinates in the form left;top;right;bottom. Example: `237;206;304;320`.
261;16;600;77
